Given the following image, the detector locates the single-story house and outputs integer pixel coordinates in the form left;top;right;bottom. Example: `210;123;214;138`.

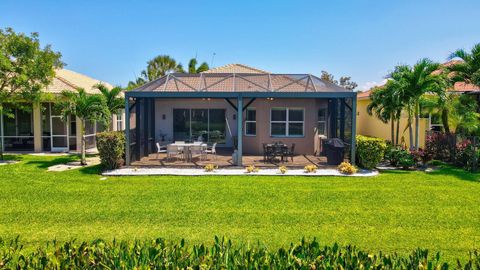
125;64;357;166
0;69;123;153
356;60;480;148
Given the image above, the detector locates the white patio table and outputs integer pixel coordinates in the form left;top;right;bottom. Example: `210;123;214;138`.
170;142;207;162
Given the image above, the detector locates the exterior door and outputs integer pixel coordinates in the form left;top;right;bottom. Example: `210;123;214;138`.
50;105;69;152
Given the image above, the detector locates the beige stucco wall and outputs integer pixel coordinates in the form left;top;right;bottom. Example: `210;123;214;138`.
154;98;328;156
356;98;429;148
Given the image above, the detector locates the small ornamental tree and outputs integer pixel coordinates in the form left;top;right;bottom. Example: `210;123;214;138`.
95;84;124;131
56;88;110;165
0;27;63;159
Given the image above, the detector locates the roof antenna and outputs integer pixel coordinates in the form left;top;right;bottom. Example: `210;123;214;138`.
210;52;216;67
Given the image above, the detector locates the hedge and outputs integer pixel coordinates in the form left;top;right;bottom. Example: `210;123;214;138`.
0;237;478;269
96;131;125;170
356;135;387;169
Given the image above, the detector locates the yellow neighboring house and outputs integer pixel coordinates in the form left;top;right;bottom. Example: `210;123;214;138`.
356;64;480;148
0;69;124;153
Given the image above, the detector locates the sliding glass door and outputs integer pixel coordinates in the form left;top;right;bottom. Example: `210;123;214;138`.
173;109;226;144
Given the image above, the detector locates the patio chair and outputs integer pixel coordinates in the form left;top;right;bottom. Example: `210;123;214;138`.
155;143;167;159
283;143;295;162
166;145;182;161
205;143;217;160
190;145;205;161
263;143;272;161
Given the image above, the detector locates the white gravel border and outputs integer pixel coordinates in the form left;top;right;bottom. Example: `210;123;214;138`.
103;167;378;177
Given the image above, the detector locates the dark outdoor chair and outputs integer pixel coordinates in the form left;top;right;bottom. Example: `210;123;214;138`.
283;143;295;162
263;143;273;161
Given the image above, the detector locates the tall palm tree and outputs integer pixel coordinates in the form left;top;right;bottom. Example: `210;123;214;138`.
187;58;209;74
141;55;184;81
95;84;124;131
388;59;446;149
56;88;110;165
448;43;480;87
127;77;146;90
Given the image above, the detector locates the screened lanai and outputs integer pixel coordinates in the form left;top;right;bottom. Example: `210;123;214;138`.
125;70;357;167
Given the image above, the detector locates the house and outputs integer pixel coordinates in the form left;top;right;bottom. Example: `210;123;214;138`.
125;64;357;166
0;69;123;153
356;60;480;147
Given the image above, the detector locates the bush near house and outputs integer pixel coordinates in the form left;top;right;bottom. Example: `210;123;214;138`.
96;131;125;170
356;135;387;169
1;237;478;269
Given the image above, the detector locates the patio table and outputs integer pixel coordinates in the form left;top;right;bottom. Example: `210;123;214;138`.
265;143;288;161
170;142;207;162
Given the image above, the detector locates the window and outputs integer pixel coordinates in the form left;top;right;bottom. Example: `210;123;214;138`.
270;108;304;137
116;110;124;131
429;113;443;132
317;108;327;135
245;108;256;136
173;109;226;143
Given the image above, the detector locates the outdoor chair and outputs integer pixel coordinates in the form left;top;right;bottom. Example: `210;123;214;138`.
190;145;205;161
205;143;217;160
283;143;295;162
166;145;182;161
156;143;167;159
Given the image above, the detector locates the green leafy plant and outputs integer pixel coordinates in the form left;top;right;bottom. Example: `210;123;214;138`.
356;135;387;169
399;154;415;170
385;146;411;167
337;162;358;175
96;131;125;170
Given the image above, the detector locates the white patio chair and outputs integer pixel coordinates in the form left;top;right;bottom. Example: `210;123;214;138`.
156;143;167;159
190;145;204;161
166;145;182;161
205;143;217;160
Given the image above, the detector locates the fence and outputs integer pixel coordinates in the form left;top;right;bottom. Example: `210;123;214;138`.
425;131;479;172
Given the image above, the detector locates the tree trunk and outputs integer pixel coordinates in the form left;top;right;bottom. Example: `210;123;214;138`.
441;108;450;133
414;102;419;150
81;119;86;165
390;113;395;144
395;111;400;146
408;111;414;151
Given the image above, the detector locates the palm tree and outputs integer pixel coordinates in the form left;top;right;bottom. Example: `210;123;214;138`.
448;43;480;87
187;58;209;74
127;77;146;90
388;59;446;149
95;84;124;131
141;55;184;81
56;88;110;165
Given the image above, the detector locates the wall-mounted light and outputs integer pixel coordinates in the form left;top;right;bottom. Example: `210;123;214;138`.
267;97;275;101
162;114;166;120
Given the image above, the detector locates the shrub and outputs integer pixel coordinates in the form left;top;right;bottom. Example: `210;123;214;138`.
304;165;318;173
337;162;358;175
245;165;259;173
356;135;387;169
278;166;288;174
399;154;415;169
385;146;409;167
204;164;218;172
411;148;433;166
455;140;479;171
96;131;125;170
0;237;478;269
425;132;455;162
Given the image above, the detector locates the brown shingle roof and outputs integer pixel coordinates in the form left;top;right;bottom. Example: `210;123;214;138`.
44;69;114;94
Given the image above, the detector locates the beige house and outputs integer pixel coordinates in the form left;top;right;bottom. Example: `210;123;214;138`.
0;69;124;153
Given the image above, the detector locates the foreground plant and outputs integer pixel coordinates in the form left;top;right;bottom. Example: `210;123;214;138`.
204;164;218;172
0;237;478;269
278;165;288;174
245;165;259;173
338;162;358;175
304;165;318;173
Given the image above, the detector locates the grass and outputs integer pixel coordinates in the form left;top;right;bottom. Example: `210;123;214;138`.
0;154;479;262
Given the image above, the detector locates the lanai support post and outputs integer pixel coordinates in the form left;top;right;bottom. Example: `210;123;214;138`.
350;95;357;165
125;97;130;166
236;95;243;166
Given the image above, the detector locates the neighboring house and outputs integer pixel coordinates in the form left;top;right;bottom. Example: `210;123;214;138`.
0;69;123;153
124;63;357;166
356;60;480;148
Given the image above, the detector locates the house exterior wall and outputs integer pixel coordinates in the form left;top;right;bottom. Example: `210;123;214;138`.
356;98;428;148
154;98;328;155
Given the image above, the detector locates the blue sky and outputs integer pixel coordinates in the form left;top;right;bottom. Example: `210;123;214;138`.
1;0;479;90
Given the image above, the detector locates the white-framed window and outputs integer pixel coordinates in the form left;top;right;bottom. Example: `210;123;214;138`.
429;113;443;132
270;108;304;137
317;108;327;136
116;110;124;131
245;108;256;136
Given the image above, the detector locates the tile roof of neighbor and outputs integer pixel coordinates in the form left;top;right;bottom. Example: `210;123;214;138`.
133;63;351;93
44;69;114;94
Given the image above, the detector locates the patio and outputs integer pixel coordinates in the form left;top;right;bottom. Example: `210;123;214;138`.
131;148;339;168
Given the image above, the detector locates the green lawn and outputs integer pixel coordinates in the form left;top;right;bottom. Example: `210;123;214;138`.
0;154;479;262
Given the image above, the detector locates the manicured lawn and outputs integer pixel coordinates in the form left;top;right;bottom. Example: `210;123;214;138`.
0;154;479;262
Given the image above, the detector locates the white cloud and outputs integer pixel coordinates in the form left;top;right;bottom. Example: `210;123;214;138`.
359;79;388;91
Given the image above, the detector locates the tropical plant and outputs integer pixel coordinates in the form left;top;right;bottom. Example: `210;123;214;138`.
387;59;447;149
320;70;358;90
337;162;357;175
448;94;480;135
356;135;387;169
278;166;288;174
187;58;209;74
127;55;184;89
56;88;110;165
447;43;480;87
95;84;124;131
0;27;62;159
97;131;125;170
245;165;259;173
